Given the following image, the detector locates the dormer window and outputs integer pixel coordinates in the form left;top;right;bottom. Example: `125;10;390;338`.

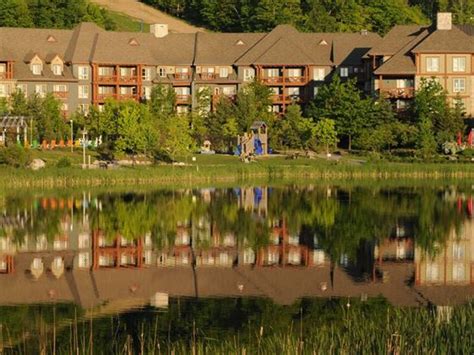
128;38;139;46
52;64;63;75
32;63;42;75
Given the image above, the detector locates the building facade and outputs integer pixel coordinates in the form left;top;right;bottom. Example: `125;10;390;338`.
0;12;472;118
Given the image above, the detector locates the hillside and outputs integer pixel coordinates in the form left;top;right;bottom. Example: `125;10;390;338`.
90;0;202;33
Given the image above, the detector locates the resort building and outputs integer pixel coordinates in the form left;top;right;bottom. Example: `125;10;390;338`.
0;12;472;117
0;22;379;116
368;12;474;116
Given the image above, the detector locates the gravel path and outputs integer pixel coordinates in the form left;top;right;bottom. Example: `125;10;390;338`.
90;0;203;33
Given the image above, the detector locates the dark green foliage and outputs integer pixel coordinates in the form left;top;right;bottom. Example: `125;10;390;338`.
96;140;115;162
0;0;116;29
0;145;32;167
142;0;429;35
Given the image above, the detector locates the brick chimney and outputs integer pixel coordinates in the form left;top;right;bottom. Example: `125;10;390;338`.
437;12;452;30
150;24;169;38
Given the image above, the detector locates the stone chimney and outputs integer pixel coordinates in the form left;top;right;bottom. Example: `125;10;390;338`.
437;12;452;30
150;24;169;38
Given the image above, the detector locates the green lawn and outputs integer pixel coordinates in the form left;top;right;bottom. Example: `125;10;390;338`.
108;11;150;32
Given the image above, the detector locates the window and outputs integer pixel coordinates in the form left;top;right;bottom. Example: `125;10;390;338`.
453;57;466;72
158;67;166;77
340;67;349;77
78;252;90;268
143;86;152;100
453;263;466;281
79;104;89;114
219;67;229;78
53;84;67;93
52;64;62;76
452;243;464;260
35;84;47;98
0;84;6;98
222;86;236;95
32;63;42;75
453;78;465;93
313;87;319;97
78;232;90;249
313;68;325;81
426;57;440;72
78;66;89;80
271;105;280;113
243;68;255;81
142;67;152;81
78;85;89;99
266;68;279;77
288;87;300;98
61;103;69;112
426;262;439;282
16;84;27;96
177;105;189;114
287;68;302;78
312;250;325;265
98;67;113;77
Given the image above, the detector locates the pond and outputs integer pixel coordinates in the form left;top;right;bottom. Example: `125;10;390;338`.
0;183;473;353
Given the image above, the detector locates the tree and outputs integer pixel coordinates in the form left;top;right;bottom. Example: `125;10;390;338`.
234;81;273;132
165;114;195;158
307;75;367;151
205;96;237;152
0;0;33;27
413;78;456;152
314;118;337;154
275;104;314;150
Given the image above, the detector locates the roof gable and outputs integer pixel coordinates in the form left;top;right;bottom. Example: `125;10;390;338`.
253;37;314;65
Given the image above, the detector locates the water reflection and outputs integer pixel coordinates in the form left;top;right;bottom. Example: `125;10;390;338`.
0;185;473;308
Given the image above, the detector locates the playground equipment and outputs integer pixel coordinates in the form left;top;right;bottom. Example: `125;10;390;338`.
236;121;269;158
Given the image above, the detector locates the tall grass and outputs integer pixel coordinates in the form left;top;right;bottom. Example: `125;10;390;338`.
2;303;473;354
2;158;474;190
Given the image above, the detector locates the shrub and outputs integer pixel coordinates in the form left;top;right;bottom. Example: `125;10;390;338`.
0;145;32;168
150;146;173;164
56;157;72;168
96;141;115;162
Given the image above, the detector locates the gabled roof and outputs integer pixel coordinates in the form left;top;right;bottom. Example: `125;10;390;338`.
194;32;265;65
253;37;315;65
368;25;429;56
412;25;474;53
374;28;431;75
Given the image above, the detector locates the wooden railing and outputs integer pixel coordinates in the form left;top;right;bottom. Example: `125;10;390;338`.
96;93;138;101
199;73;219;80
380;87;415;99
53;91;68;99
174;73;191;80
261;76;306;85
176;94;191;104
97;75;117;83
119;76;138;83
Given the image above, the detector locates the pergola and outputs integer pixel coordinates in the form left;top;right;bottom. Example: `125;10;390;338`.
0;116;31;145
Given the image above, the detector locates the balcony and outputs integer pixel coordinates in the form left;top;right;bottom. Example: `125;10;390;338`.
176;94;191;104
119;76;138;84
380;87;414;99
97;75;117;83
199;73;219;80
53;91;68;99
96;93;138;102
271;94;302;104
261;76;307;85
174;73;191;80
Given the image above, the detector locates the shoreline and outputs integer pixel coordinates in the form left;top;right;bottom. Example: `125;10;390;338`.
2;159;474;189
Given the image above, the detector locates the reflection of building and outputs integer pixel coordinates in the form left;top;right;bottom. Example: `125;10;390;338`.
415;219;474;286
92;232;143;269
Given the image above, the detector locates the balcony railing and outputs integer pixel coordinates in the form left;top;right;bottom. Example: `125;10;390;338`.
174;73;191;80
261;76;307;85
53;91;68;99
380;87;414;99
119;75;138;83
271;94;302;103
176;94;191;104
199;73;219;80
97;93;138;101
97;75;117;83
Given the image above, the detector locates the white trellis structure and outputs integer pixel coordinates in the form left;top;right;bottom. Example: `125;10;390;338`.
0;116;32;145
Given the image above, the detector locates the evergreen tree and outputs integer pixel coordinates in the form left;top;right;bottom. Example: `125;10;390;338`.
0;0;33;27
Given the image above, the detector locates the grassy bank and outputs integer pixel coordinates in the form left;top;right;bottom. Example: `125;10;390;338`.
2;153;474;190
